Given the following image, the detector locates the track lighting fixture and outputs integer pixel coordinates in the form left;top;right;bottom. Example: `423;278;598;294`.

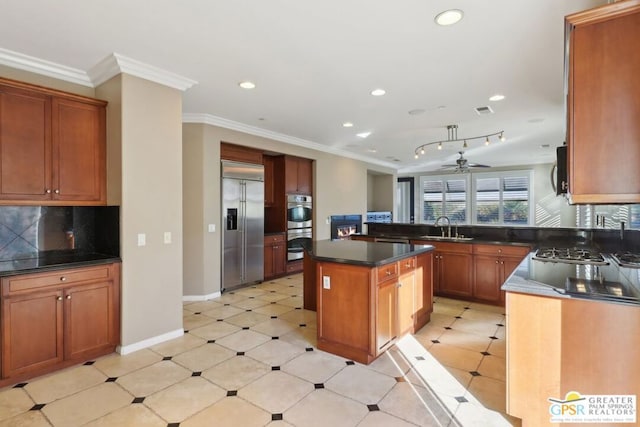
413;124;505;158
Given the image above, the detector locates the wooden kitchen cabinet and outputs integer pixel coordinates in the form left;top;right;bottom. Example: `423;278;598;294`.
473;244;530;304
220;142;263;165
397;256;416;336
413;240;473;299
264;233;286;279
284;155;312;195
1;263;120;385
0;78;106;205
376;275;398;353
565;1;640;204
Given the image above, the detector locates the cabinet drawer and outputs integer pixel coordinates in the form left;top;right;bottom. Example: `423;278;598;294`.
473;244;530;258
264;234;285;245
399;256;416;274
2;265;112;295
376;262;398;283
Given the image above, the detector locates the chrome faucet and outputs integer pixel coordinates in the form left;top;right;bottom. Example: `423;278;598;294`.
434;215;451;238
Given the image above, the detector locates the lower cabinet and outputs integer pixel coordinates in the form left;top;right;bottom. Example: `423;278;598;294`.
473;244;530;304
413;241;473;298
1;263;120;384
264;233;286;280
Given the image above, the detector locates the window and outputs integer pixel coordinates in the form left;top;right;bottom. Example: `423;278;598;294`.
577;204;640;229
420;175;470;223
473;172;531;225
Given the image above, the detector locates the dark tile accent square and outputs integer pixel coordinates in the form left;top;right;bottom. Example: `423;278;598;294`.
496;323;504;327
184;330;189;333
469;371;481;376
132;397;145;404
245;309;252;312
194;312;201;315
431;339;440;344
455;316;462;319
249;296;255;299
192;371;202;377
270;302;277;304
346;361;355;366
217;319;224;322
168;423;180;427
489;336;499;340
13;383;27;388
314;383;324;389
237;352;245;356
272;366;281;371
305;347;314;352
83;361;95;366
30;404;45;411
272;336;279;340
105;377;118;382
207;339;216;343
455;396;469;403
227;390;238;397
272;413;283;421
481;351;491;356
291;294;297;297
415;356;425;361
242;327;250;330
162;356;172;361
270;290;276;293
299;323;306;327
464;306;471;310
444;326;452;330
295;307;301;310
270;316;277;319
395;377;406;382
367;404;380;411
224;303;230;306
229;292;235;294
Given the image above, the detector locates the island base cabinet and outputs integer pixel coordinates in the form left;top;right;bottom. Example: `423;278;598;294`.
1;263;120;385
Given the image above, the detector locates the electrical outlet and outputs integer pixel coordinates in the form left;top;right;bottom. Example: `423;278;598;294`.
137;233;146;246
208;224;216;233
323;275;331;289
164;232;172;244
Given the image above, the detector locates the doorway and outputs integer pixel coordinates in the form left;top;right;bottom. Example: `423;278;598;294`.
397;177;414;223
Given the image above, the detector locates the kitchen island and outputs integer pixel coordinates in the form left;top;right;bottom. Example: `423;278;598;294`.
303;239;434;364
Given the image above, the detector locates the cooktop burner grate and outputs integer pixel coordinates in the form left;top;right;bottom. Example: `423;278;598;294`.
612;252;640;268
533;247;608;265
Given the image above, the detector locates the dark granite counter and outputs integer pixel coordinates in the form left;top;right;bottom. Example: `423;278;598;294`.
0;250;121;277
304;239;434;266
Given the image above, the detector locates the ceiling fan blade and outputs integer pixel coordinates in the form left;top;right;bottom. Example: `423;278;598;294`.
467;163;491;168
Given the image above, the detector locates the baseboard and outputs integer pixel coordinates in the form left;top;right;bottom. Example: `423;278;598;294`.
183;291;221;302
117;328;184;355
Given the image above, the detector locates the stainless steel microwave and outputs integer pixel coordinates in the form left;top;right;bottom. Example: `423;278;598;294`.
287;194;312;229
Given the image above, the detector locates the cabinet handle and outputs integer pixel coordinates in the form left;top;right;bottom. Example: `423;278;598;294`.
57;296;62;301
386;270;392;276
45;189;52;194
60;276;66;282
66;295;71;300
500;261;504;265
54;189;60;194
397;283;402;288
495;260;499;264
498;249;502;253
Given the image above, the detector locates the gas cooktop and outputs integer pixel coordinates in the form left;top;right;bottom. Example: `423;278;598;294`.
612;252;640;268
532;247;608;265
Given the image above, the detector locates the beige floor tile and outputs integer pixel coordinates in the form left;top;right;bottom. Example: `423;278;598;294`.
454;401;516;427
459;308;505;323
41;382;131;427
378;382;449;426
200;304;245;320
357;411;419;427
183;313;216;330
215;329;272;352
234;287;269;298
224;311;270;328
435;297;469;307
444;366;474;390
257;282;293;292
202;355;270;390
467;375;507;413
277;308;317;326
277;296;304;308
468;301;507;314
116;361;191;397
187;320;240;341
250;318;298;337
325;364;396;404
238;371;313;413
214;293;248;304
413;324;446;341
148;333;206;357
495;326;506;339
0;388;34;422
256;292;292;303
477;355;506;382
428;312;457;327
450;318;500;337
246;339;306;366
279;328;316;348
410;359;468;399
172;342;236;371
231;298;271;310
144;376;226;423
428;343;484;372
282;350;346;384
432;303;466;316
367;347;412;377
252;303;295;316
94;349;163;378
285;389;368;427
437;329;492;352
182;300;223;313
488;339;506;358
181;396;271;427
83;403;166;427
25;365;106;404
0;410;51;427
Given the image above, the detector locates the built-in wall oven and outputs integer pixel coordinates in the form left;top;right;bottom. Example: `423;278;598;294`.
287;228;312;261
287;194;312;229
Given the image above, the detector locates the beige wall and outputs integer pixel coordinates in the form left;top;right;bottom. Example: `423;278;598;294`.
0;64;95;97
182;123;395;297
367;173;395;213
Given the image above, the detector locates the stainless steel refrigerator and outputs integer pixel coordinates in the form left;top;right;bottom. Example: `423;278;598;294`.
222;161;264;291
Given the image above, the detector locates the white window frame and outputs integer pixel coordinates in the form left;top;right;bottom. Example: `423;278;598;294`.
419;174;472;225
471;170;534;226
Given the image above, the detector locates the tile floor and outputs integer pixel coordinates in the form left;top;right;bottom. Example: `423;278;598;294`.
0;274;521;427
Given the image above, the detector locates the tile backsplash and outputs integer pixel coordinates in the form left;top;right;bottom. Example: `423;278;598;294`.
0;206;119;261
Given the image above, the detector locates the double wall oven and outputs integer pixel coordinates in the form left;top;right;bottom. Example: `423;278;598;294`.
286;195;312;261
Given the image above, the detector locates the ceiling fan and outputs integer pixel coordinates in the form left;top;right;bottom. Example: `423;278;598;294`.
441;151;491;173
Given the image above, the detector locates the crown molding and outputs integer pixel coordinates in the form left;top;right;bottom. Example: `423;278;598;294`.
89;53;197;91
0;47;93;87
182;113;398;170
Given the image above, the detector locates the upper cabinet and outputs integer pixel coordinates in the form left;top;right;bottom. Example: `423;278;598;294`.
220;142;263;165
565;1;640;204
284;155;312;195
0;78;107;205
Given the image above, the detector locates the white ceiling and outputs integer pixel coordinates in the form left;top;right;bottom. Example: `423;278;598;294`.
0;0;604;172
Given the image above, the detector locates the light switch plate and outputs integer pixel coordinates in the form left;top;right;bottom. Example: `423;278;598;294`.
322;275;331;289
208;224;216;233
137;233;146;246
164;232;172;244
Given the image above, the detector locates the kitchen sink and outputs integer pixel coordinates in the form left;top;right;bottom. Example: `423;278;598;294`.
419;235;474;241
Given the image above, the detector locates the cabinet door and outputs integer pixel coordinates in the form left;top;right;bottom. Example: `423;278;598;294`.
263;155;275;207
397;269;415;336
2;289;63;377
440;252;472;297
0;85;52;200
376;279;397;352
273;243;286;276
64;280;118;360
264;244;275;279
296;158;312;194
501;257;524;304
51;98;106;203
284;156;299;194
473;255;501;303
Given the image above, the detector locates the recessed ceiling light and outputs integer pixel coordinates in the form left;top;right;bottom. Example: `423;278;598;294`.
370;89;386;96
367;148;377;153
408;109;426;116
342;122;354;128
357;132;371;138
435;9;463;26
540;144;551;148
238;81;255;89
437;105;447;110
489;94;505;102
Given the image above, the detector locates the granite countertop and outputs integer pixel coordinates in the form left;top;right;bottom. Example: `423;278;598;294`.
304;239;435;266
355;233;532;248
0;250;121;277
